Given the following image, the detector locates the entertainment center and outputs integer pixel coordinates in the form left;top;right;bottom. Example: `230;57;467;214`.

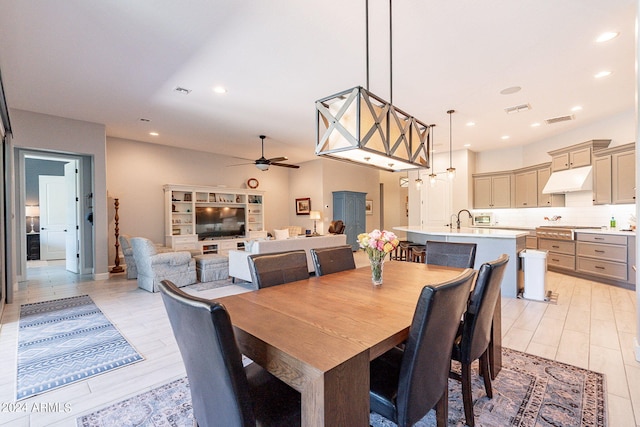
163;184;265;254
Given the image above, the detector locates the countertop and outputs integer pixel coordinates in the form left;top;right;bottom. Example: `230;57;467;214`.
394;226;529;239
572;228;636;236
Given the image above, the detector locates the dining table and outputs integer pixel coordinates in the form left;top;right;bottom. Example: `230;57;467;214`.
215;260;501;427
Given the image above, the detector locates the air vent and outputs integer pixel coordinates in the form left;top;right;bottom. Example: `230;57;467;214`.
504;103;531;114
174;86;192;95
545;114;575;125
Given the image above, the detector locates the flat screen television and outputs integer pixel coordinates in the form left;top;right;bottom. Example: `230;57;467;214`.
195;206;246;239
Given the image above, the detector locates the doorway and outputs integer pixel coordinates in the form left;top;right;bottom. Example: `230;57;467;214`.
19;150;88;282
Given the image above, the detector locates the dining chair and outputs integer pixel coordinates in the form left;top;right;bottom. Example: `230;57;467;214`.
310;245;355;276
158;280;301;427
247;249;309;288
425;240;477;268
450;254;509;427
369;268;476;427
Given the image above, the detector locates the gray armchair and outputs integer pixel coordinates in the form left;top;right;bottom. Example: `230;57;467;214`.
119;234;138;279
131;237;196;292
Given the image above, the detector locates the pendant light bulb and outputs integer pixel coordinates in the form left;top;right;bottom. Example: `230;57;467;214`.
447;110;456;180
415;178;423;190
428;124;437;186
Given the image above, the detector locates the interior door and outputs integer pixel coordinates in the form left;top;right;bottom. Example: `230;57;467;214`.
39;176;67;260
65;162;79;273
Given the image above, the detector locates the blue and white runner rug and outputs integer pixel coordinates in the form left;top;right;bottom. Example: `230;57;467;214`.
17;295;143;400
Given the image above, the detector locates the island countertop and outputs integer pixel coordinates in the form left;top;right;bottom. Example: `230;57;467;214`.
394;225;529;239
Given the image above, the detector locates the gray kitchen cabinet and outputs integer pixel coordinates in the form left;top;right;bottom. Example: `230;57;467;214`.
473;173;511;209
539;238;575;271
612;147;635;204
548;139;610;171
593;155;612;205
514;169;537;208
576;233;628;282
537;166;565;207
592;142;635;205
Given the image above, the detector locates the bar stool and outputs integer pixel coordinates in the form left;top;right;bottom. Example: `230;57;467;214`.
396;241;413;261
411;245;426;263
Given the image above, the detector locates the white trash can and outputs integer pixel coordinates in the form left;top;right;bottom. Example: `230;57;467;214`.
519;249;548;301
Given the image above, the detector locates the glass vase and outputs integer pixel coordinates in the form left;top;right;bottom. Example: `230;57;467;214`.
369;254;385;286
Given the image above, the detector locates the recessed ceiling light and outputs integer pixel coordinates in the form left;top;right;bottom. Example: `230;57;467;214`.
466;121;476;127
594;70;612;78
500;86;521;95
213;86;227;94
571;106;583;112
596;32;619;43
531;122;541;127
463;143;471;147
149;132;159;136
501;135;510;140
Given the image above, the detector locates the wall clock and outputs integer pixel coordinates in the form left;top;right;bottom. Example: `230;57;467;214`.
247;178;259;189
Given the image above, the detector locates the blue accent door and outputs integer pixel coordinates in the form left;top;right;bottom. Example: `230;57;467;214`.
333;191;367;251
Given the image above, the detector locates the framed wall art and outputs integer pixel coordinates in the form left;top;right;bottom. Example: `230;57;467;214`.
296;197;311;215
365;199;373;215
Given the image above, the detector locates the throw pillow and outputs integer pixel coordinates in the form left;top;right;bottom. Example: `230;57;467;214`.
274;229;289;240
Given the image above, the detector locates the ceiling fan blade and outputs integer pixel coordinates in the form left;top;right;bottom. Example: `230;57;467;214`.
271;162;300;169
227;162;255;167
267;156;288;163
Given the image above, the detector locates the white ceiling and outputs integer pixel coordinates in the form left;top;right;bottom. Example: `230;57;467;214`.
0;0;636;165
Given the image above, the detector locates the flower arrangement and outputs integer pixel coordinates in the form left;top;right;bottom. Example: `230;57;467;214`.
357;229;399;285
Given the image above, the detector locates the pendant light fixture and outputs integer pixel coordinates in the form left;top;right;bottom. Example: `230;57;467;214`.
428;124;437;186
446;110;456;180
315;0;431;172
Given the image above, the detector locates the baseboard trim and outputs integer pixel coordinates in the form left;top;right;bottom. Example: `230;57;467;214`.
94;272;110;281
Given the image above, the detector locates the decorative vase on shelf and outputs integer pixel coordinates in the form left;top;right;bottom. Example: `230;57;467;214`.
369;254;385;286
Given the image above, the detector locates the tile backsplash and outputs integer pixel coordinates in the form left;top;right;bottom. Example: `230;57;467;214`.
472;193;636;230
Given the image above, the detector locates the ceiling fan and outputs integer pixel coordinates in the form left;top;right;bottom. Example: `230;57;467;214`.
232;135;300;171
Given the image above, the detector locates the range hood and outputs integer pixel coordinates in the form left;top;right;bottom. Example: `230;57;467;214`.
542;165;593;194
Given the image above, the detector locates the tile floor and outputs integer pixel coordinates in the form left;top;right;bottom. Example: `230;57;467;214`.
0;254;638;426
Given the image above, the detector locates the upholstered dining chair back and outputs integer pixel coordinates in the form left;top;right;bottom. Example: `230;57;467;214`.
310;245;355;276
425;241;477;268
369;268;475;427
328;220;345;234
158;280;301;427
449;254;508;427
248;250;309;289
119;234;137;279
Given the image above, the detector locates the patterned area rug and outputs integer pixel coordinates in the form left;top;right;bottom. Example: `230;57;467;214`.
76;348;606;426
17;295;143;400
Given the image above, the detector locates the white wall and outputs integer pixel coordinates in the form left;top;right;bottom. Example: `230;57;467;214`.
288;159;324;234
380;170;408;238
10;109;108;276
106;137;291;260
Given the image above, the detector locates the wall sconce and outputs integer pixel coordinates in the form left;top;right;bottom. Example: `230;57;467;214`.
26;205;40;233
309;210;321;236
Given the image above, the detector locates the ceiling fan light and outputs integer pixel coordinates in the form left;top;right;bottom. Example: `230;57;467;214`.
256;163;269;171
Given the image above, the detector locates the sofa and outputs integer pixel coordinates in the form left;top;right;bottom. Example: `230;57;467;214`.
229;234;347;282
131;237;197;292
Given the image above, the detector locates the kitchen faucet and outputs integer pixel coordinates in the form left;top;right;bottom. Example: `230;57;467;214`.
456;209;473;229
449;214;458;230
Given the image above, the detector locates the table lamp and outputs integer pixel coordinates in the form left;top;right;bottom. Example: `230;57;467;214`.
26;205;40;233
309;211;321;236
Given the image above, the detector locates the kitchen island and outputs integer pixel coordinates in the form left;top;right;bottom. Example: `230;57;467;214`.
394;226;528;298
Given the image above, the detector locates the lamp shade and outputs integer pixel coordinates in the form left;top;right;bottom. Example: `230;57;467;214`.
25;206;40;217
316;86;431;172
309;211;322;220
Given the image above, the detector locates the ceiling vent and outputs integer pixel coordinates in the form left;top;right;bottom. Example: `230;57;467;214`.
545;114;575;125
504;103;531;114
174;86;192;95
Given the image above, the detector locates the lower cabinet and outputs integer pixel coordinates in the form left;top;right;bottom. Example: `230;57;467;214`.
576;233;628;282
538;238;575;271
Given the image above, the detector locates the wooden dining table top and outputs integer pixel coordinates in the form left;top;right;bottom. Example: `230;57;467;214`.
216;261;467;375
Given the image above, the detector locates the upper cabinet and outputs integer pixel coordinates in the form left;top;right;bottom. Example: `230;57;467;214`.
473;173;511;209
593;143;635;205
537;165;565;207
548;139;610;171
513;168;537;208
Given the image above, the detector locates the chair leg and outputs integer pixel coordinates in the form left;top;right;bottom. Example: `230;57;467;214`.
435;382;448;427
461;362;475;427
480;350;493;398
